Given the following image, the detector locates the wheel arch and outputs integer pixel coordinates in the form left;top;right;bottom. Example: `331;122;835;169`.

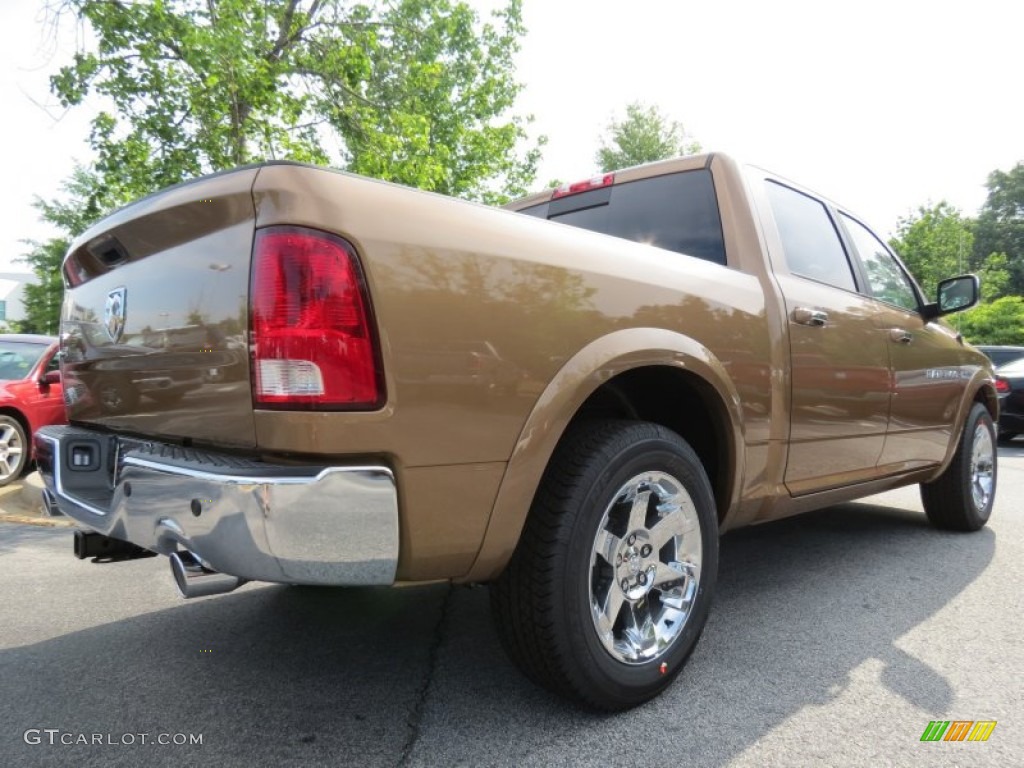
926;374;999;482
462;328;744;583
974;379;998;422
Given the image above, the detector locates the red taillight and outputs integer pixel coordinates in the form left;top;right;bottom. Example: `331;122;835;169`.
550;172;615;199
995;377;1011;395
250;226;383;409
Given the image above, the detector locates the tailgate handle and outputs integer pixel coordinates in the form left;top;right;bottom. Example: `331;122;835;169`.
793;307;828;327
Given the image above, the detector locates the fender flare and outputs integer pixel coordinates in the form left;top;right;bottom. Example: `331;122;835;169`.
461;327;745;582
929;371;999;480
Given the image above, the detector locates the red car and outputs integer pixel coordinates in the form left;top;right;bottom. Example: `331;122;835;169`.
0;334;65;486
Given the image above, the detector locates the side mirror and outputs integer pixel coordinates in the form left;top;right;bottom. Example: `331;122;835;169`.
39;370;62;387
922;274;980;320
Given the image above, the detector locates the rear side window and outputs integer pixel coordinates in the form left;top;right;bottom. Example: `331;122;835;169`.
766;181;857;292
519;170;726;265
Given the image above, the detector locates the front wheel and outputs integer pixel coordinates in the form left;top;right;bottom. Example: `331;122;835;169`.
0;415;27;486
490;420;718;710
920;403;997;531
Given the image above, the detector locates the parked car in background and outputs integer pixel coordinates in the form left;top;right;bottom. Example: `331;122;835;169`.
0;334;65;485
994;359;1024;442
977;345;1024;368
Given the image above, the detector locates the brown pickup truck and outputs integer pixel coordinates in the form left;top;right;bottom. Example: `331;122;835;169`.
36;153;998;710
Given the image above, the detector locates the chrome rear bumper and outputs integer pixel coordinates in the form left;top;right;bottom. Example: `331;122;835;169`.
34;425;399;586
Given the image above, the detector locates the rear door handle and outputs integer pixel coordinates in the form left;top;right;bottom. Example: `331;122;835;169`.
793;307;828;327
890;328;913;344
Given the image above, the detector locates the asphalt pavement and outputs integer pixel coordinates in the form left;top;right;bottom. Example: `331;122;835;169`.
1;445;1022;767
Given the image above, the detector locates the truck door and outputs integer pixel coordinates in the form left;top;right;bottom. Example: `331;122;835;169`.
27;350;66;428
837;213;962;469
762;181;891;495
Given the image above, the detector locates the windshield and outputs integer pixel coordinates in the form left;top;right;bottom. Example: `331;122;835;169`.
0;341;49;380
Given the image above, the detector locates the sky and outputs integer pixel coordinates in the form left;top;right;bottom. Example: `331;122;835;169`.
1;0;1022;273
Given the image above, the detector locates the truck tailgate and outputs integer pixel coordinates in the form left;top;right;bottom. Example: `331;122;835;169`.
60;168;259;447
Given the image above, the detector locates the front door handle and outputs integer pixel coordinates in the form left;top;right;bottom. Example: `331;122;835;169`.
890;328;913;344
793;307;829;327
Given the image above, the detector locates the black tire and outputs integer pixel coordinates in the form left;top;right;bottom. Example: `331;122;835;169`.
920;403;997;531
0;414;29;487
490;419;719;711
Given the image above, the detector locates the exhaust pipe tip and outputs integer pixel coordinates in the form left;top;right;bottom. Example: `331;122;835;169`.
169;550;246;599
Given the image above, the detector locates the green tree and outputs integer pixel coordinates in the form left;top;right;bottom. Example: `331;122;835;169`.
27;0;542;332
889;201;1008;301
51;0;541;203
974;162;1024;295
595;102;701;172
890;202;971;297
16;166;120;334
16;239;66;335
958;295;1024;345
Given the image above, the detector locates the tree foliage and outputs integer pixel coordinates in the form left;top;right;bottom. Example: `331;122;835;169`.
16;238;66;335
21;0;542;332
974;162;1024;295
890;202;971;298
50;0;541;203
595;102;700;172
16;166;120;334
889;201;1008;301
958;295;1024;345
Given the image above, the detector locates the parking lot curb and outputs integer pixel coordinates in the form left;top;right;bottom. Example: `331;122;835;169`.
0;472;73;527
18;471;47;509
0;514;75;528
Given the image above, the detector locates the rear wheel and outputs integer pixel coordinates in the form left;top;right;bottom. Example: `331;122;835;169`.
490;420;718;710
920;403;996;531
0;415;28;487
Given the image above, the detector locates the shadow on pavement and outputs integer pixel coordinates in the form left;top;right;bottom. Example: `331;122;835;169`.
0;501;996;767
402;501;998;766
0;522;64;556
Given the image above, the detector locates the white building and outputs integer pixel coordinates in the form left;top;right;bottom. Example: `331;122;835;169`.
0;272;36;326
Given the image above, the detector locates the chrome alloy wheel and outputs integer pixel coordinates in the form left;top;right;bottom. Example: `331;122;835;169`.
0;423;24;481
970;423;995;511
588;471;702;664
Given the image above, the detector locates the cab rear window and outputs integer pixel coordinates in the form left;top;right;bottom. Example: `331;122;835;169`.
519;169;726;265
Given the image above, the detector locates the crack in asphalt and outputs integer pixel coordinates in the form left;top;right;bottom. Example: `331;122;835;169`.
398;583;454;768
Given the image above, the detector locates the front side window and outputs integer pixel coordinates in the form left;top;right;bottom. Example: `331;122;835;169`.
840;214;918;311
765;181;856;292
